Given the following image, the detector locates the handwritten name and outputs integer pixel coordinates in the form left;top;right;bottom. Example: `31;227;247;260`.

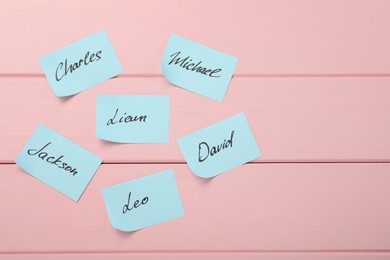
169;51;221;77
55;51;102;81
198;130;234;162
27;142;78;175
107;109;147;126
123;192;149;214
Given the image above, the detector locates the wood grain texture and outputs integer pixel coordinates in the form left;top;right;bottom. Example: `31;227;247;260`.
1;0;390;75
1;0;390;258
1;163;390;253
2;253;390;260
1;77;390;163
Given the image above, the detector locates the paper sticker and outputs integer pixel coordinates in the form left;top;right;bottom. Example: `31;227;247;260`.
161;35;238;102
102;169;184;232
177;113;261;178
40;30;123;97
96;95;170;143
15;124;102;201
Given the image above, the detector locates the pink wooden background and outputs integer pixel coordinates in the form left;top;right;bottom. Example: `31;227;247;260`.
1;0;390;259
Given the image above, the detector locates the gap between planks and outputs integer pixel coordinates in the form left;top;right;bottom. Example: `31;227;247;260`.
2;250;390;255
2;161;390;165
2;74;390;79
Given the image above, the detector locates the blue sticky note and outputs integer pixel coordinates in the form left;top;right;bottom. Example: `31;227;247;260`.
15;124;102;202
161;35;238;102
40;30;123;97
96;95;170;143
177;113;261;178
102;169;184;231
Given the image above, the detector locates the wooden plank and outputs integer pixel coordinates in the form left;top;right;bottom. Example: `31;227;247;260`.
1;163;390;252
1;0;390;75
1;77;390;163
1;253;390;260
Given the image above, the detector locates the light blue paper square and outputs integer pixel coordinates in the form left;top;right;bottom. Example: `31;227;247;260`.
102;169;184;232
96;95;170;143
161;35;238;102
40;30;123;97
15;124;102;201
177;113;261;178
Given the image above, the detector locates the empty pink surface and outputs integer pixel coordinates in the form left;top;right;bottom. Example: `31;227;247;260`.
1;163;390;252
1;0;390;75
2;254;390;260
1;77;390;163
